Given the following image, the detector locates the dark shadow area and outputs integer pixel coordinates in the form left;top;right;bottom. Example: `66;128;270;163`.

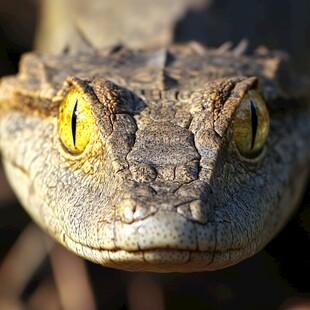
0;0;38;76
265;181;310;293
174;0;310;74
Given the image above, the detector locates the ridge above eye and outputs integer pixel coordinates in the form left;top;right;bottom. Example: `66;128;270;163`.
58;87;95;155
233;90;270;159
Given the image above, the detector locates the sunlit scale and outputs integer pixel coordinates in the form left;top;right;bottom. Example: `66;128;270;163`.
58;88;95;154
233;90;270;158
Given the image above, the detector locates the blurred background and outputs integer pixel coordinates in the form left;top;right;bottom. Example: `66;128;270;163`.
0;0;309;309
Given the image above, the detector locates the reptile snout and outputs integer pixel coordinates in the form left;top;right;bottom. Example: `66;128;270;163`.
127;121;200;183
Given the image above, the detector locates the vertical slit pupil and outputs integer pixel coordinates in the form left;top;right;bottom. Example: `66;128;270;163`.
250;100;258;149
72;99;78;146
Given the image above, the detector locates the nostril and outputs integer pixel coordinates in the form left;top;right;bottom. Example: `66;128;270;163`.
119;199;136;223
118;198;158;223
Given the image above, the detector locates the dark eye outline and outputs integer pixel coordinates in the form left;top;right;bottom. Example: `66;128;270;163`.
250;99;258;150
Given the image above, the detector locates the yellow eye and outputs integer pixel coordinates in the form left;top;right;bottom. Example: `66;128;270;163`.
233;90;269;158
58;88;94;154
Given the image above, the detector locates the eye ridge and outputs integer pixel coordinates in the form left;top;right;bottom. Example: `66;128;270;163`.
250;99;258;150
71;99;78;147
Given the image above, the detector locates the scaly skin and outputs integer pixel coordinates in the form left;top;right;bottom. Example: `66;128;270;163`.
0;43;309;272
